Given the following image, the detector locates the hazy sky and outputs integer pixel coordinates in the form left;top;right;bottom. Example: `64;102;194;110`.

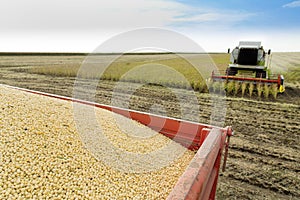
1;0;299;52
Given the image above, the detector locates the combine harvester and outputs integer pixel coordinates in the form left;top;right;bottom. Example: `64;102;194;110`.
6;84;233;200
211;41;285;96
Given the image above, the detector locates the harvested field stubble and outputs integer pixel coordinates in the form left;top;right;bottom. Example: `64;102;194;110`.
0;86;195;199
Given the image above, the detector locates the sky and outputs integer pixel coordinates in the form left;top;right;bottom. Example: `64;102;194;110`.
0;0;299;52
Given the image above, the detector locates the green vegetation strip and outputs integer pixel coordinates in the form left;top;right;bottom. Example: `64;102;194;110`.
19;53;298;97
24;54;229;92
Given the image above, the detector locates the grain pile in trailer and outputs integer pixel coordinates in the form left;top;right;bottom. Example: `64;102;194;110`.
0;85;195;199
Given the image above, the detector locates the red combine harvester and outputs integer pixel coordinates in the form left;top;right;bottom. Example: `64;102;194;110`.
8;85;233;200
212;41;285;93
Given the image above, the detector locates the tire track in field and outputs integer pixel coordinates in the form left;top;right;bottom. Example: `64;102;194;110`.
222;96;300;199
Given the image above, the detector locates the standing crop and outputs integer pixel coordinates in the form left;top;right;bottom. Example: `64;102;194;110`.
190;81;195;90
234;81;241;96
212;82;220;93
257;83;263;98
270;84;278;99
193;81;199;91
206;79;214;92
241;82;248;97
219;82;226;95
199;82;208;93
226;81;235;95
249;83;255;97
263;83;270;99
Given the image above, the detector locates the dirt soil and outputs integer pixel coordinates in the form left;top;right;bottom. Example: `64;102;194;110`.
0;55;299;199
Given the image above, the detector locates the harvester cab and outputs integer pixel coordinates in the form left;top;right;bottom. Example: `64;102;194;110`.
228;41;268;78
211;41;285;95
